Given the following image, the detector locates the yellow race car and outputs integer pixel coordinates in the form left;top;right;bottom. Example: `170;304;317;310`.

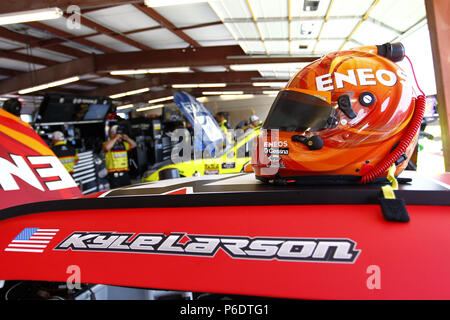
142;128;260;182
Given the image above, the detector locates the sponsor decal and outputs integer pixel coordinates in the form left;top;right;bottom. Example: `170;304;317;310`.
267;155;281;163
264;147;289;155
315;68;407;91
264;141;288;148
204;170;219;175
5;228;59;253
54;232;360;263
267;161;285;169
72;97;100;104
222;162;236;169
0;154;77;192
205;164;219;170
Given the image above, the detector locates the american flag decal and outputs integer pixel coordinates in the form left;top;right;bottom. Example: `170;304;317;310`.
5;228;59;253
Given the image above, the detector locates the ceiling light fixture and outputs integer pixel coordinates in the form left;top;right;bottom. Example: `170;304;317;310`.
202;91;244;95
252;82;286;87
144;0;208;7
171;84;197;88
136;104;165;112
110;88;150;99
198;83;226;88
262;90;280;95
148;96;174;104
110;67;190;75
0;8;63;25
219;94;255;101
110;69;148;75
230;63;308;72
196;96;208;103
172;83;227;88
18;76;80;95
147;67;191;74
116;104;134;110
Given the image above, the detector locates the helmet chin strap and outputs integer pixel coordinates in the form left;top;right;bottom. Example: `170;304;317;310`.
379;162;410;223
360;55;426;184
382;163;398;199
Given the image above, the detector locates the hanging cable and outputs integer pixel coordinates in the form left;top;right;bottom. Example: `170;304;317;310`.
361;55;426;184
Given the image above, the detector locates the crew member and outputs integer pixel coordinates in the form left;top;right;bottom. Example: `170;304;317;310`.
235;119;248;130
215;112;233;146
243;115;262;131
51;131;79;175
103;124;137;188
215;112;230;135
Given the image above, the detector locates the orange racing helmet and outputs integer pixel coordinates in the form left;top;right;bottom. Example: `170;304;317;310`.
252;43;421;184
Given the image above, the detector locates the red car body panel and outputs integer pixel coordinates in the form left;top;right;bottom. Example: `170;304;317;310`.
1;174;449;299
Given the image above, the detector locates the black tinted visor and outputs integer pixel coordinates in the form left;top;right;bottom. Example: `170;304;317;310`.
264;90;337;132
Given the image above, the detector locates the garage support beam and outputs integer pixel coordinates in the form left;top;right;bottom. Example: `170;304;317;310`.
25;21;119;54
132;3;201;48
74;13;154;51
0;46;318;95
0;48;58;67
425;0;450;171
0;26;89;59
0;56;95;94
0;0;132;14
95;46;245;72
0;67;22;77
88;71;261;97
94;46;317;72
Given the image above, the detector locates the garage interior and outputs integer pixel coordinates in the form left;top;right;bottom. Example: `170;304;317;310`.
0;0;447;177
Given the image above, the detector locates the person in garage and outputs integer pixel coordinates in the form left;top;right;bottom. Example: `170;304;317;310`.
243;115;263;132
103;124;137;188
51;131;79;175
215;112;231;135
215;112;233;146
235;119;248;130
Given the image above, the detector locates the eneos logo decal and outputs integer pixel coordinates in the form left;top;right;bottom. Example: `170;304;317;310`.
54;232;360;263
315;68;408;91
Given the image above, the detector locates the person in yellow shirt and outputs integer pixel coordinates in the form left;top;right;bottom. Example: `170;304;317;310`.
103;125;137;188
242;115;263;132
215;112;230;135
51;131;79;175
215;112;233;147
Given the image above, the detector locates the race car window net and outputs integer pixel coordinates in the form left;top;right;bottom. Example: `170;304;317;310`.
263;90;338;132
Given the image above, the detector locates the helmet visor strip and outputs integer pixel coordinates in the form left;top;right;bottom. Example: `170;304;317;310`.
263;90;338;132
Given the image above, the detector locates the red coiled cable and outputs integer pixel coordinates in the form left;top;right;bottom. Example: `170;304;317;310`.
360;56;426;184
